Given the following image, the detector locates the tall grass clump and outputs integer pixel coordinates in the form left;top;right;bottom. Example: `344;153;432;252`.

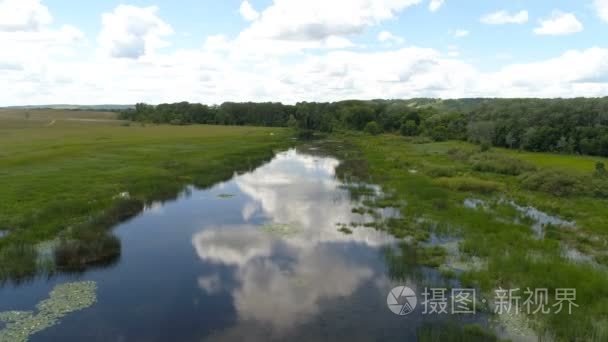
470;153;536;175
519;170;584;197
0;244;38;284
434;177;502;194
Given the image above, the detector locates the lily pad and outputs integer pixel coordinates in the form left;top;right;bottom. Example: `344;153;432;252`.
0;281;97;342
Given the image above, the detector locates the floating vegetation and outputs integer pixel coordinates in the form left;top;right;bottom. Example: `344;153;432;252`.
338;226;353;235
0;281;97;342
260;223;300;237
217;193;235;199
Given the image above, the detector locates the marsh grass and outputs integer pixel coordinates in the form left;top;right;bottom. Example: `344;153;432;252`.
0;245;38;285
0;123;291;282
434;177;502;194
470;153;536;176
334;133;608;341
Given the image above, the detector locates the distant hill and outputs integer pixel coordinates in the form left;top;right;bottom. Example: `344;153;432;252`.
1;104;134;111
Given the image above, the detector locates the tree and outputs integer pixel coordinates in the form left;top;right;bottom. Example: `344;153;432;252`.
400;120;419;136
364;121;382;135
596;162;606;177
287;114;297;128
505;132;516;149
343;105;376;130
467;121;496;145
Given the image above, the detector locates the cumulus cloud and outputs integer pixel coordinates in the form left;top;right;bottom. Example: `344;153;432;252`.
240;0;422;41
0;0;85;101
534;12;583;36
2;0;608;106
239;1;259;21
98;5;173;59
0;0;52;32
480;10;528;25
428;0;444;12
595;0;608;22
378;30;404;44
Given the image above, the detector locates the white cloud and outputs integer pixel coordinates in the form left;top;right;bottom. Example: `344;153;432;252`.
534;12;583;36
452;29;469;38
0;0;52;32
0;0;85;98
378;30;404;44
594;0;608;22
240;0;422;41
2;0;608;106
480;10;528;25
428;0;444;12
98;5;173;59
239;1;259;21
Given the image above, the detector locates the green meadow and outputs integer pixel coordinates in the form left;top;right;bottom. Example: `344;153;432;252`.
0;111;291;279
331;133;608;341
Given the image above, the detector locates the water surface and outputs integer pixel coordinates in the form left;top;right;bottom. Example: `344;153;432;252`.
1;149;481;341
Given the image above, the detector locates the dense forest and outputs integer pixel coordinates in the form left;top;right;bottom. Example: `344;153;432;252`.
119;98;608;157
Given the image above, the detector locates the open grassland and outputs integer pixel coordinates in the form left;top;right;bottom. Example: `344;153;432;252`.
0;121;291;245
333;133;608;341
0;109;123;129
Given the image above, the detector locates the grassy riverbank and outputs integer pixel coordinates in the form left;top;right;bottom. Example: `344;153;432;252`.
0;116;291;280
334;133;608;341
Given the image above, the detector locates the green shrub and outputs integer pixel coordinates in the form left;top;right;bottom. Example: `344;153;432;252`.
470;153;536;175
296;129;315;140
591;177;608;198
364;121;382;135
519;170;584;197
447;148;472;162
425;165;457;178
411;136;434;144
400;120;419;136
434;177;502;194
595;162;606;177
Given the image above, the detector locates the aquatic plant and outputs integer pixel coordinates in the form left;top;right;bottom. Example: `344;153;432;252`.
0;281;97;342
0;245;38;285
260;223;300;237
434;177;502;194
54;234;121;271
338;226;353;235
217;193;235;199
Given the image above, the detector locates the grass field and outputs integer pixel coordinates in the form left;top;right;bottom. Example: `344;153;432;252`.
0;112;292;280
331;133;608;341
0;109;123;129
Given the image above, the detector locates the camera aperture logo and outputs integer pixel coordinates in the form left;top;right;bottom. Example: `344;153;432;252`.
387;286;417;315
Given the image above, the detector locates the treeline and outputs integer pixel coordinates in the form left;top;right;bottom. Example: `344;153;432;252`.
120;97;608;157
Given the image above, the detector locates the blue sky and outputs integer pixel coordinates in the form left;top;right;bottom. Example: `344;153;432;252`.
1;0;607;105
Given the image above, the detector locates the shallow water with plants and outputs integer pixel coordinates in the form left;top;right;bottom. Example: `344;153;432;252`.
0;148;493;341
329;134;608;342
